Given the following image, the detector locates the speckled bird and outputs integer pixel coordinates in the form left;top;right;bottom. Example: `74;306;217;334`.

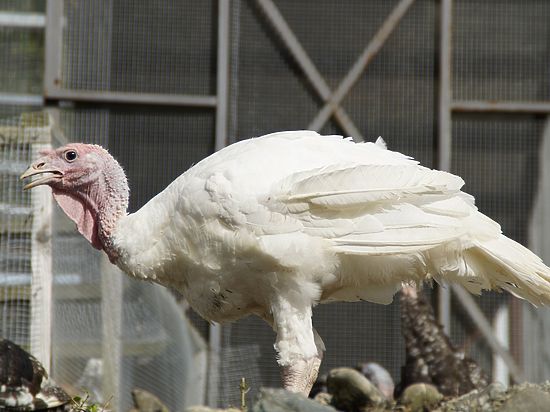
0;339;70;410
396;285;489;397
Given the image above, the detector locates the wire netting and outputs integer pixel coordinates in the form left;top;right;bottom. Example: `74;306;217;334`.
0;112;49;353
230;0;435;166
0;116;32;347
0;2;44;120
342;0;436;167
450;114;545;380
0;0;44;13
222;0;436;406
0;27;43;95
453;0;550;101
48;107;214;411
59;108;215;211
62;0;215;95
2;0;550;409
451;0;550;383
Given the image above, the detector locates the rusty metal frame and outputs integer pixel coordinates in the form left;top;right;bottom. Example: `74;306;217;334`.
256;0;524;385
453;100;550;114
452;285;525;381
255;0;526;384
438;0;526;384
308;0;415;133
255;0;363;140
0;9;45;106
215;0;231;151
208;2;231;405
437;0;453;337
44;1;218;109
257;0;415;142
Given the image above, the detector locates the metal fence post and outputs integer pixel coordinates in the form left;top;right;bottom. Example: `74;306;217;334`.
438;0;453;335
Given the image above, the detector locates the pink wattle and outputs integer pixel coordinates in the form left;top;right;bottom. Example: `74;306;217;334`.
52;190;102;250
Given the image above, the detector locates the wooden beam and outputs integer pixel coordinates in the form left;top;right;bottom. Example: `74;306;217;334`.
29;142;53;372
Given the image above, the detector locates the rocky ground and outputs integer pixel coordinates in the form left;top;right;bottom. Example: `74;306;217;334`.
179;369;550;412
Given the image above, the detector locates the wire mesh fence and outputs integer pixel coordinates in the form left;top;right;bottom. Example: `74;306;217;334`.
51;110;209;411
0;115;35;348
62;0;215;95
223;0;435;404
2;0;550;410
453;0;550;102
0;0;44;118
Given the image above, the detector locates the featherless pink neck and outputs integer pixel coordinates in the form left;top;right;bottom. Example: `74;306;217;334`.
95;151;129;262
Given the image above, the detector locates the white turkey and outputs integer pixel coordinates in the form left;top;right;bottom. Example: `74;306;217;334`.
20;130;550;395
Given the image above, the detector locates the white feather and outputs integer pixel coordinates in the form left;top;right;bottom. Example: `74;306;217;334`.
375;136;387;149
108;130;550;369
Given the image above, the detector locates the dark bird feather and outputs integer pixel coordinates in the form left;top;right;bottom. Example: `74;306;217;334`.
396;286;489;397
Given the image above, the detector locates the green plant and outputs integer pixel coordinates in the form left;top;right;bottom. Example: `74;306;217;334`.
70;392;112;412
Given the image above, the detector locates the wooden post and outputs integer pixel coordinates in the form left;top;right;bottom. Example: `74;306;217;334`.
30;156;53;371
101;254;123;411
29;115;54;371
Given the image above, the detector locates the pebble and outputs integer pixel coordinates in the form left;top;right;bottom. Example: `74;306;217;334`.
327;367;387;411
400;383;443;412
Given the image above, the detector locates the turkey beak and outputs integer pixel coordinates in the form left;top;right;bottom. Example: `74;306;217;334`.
20;160;63;190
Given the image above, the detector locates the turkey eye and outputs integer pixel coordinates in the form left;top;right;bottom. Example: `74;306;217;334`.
64;150;77;162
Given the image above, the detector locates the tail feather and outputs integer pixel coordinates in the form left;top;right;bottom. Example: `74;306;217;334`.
465;236;550;306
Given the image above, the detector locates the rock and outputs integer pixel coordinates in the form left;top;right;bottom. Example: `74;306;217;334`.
483;382;507;399
435;382;508;412
184;407;240;412
499;385;550;412
327;367;387;411
400;383;443;412
313;392;332;406
131;388;170;412
252;388;337;412
355;362;395;401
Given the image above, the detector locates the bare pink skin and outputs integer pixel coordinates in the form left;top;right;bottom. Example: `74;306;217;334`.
21;144;129;262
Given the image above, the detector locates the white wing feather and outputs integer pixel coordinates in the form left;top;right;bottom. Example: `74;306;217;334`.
261;136;550;304
107;129;550;378
115;130;550;311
